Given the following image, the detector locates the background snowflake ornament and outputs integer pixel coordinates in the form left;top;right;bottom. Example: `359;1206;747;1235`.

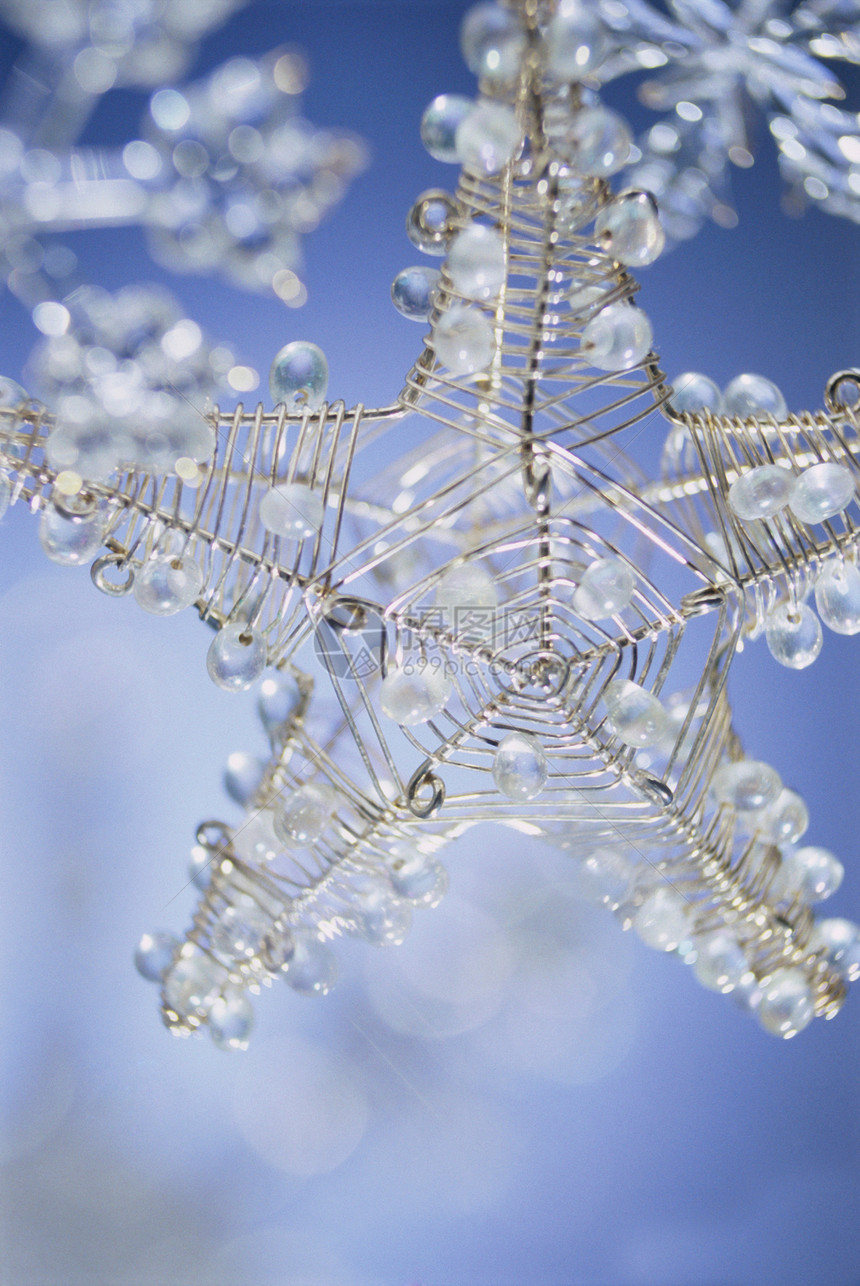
587;0;860;237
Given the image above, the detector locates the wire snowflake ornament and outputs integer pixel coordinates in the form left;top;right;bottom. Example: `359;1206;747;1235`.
2;0;860;1053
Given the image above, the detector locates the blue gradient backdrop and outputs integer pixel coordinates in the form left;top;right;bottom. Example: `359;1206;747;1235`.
1;4;859;1285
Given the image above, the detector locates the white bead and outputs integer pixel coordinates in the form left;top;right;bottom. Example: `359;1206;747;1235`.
632;885;689;951
432;303;494;374
269;341;328;410
387;848;449;908
758;787;809;846
284;934;338;996
380;664;451;726
789;462;855;525
492;731;548;800
460;3;526;82
815;560;860;634
274;782;336;846
581;303;653;371
728;464;794;521
39;503;105;566
563;106;631;176
206;623;267;691
133;550;202;615
544;1;608;81
595;191;665;267
723;373;787;420
765;601;822;670
210;896;272;961
692;931;749;992
0;375;26;408
223;752;265;807
391;266;440;320
455;100;521;175
604;679;668;748
780;845;844;902
669;372;723;415
421;93;474;162
573;556;634;619
163;952;225;1017
208;989;254;1051
711;759;781;813
259;482;324;540
446;223;507;301
757;967;814;1038
809;917;860;981
134;931;179;982
188;845;212;891
575;845;636;908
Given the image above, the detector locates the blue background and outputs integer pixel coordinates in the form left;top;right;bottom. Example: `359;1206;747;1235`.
1;4;859;1284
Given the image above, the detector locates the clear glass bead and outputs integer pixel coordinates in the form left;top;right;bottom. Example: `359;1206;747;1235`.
758;787;809;847
632;885;689;951
815;560;860;635
274;782;337;846
575;845;636;908
232;808;281;865
778;845;844;902
789;462;855;525
163;951;225;1017
350;877;412;946
432;303;494;375
189;844;212;891
573;556;634;619
259;482;324;539
207;623;268;691
455;100;521;175
421;94;474;162
493;731;548;801
406;190;459;256
388;847;449;907
380;664;452;726
765;601;822;670
0;375;26;408
446;223;507;302
435;562;497;608
284;933;338;996
604;679;668;748
208;989;254;1051
258;671;302;734
563;106;631;176
723;373;787;420
391;266;441;320
223;751;265;807
260;925;296;974
581;303;653;371
460;3;526;82
711;759;781;813
39;502;106;566
728;464;794;521
133;550;202;615
134;930;178;982
544;1;608;81
210;896;272;961
691;931;749;992
669;372;723;415
269;341;328;411
757;967;815;1038
809;917;860;982
595;191;665;267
